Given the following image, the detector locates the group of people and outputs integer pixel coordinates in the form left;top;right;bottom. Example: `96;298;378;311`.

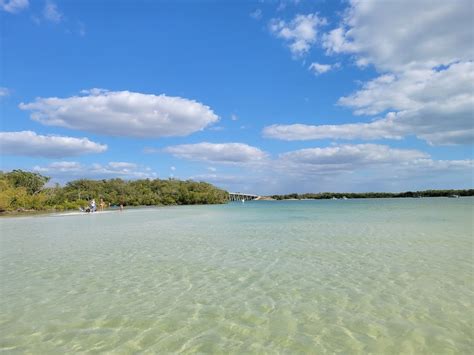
81;198;124;213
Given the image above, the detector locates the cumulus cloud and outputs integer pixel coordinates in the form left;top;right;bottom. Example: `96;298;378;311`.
163;142;472;182
164;142;268;164
269;13;326;57
265;61;474;145
0;131;107;158
264;116;473;146
0;0;28;13
272;144;473;193
322;0;473;72
322;27;357;57
343;62;474;145
178;143;472;193
267;1;474;146
270;155;473;194
308;62;333;75
19;89;219;138
33;161;156;181
263;122;403;141
339;62;474;116
278;144;428;173
43;1;62;23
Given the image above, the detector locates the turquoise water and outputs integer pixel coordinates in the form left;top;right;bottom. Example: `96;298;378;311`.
1;198;473;353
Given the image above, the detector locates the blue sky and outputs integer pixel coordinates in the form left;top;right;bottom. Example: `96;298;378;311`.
1;0;473;194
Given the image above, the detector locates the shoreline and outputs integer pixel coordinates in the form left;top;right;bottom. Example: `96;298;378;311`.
2;195;471;218
0;203;226;218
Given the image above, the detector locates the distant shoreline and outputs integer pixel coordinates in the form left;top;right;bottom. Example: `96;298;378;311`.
255;196;471;201
265;189;473;201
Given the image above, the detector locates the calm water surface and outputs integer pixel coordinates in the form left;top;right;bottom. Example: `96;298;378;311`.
1;198;473;353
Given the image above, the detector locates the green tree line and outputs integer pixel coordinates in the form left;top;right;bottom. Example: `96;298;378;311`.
0;170;229;213
270;190;474;200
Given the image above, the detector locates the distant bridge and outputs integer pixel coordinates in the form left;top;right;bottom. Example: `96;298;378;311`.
228;192;259;201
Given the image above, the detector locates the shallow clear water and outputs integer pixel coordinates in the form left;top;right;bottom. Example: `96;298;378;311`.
1;198;473;353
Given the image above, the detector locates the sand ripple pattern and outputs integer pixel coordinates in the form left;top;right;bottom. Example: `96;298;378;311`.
1;198;473;353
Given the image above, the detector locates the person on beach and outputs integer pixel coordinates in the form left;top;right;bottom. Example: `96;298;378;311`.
99;198;105;211
90;199;97;212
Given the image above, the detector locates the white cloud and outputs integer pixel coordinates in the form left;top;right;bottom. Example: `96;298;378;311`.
250;9;262;20
279;144;429;173
322;27;356;56
264;115;473;146
345;78;474;144
159;141;473;193
268;157;473;194
43;1;62;23
230;113;239;121
0;131;107;158
263;122;404;141
405;158;473;172
272;144;473;193
265;61;474;145
33;161;157;181
322;0;473;72
107;162;137;170
0;0;28;13
316;0;474;145
339;62;474;116
178;143;473;194
163;142;472;184
164;142;268;164
34;161;82;172
308;62;333;75
269;13;326;57
19;89;219;138
0;87;10;97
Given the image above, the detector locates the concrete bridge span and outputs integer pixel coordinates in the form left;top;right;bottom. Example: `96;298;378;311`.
228;192;259;201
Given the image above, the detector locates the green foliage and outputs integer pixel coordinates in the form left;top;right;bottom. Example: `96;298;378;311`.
1;169;472;213
4;170;50;194
270;189;474;200
0;170;229;212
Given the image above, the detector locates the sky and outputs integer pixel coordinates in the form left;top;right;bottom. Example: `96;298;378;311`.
0;0;473;194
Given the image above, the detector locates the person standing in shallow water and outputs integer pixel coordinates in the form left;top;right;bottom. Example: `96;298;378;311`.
90;199;96;212
99;198;105;211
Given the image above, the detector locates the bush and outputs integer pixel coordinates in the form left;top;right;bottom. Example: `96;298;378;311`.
0;170;229;212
